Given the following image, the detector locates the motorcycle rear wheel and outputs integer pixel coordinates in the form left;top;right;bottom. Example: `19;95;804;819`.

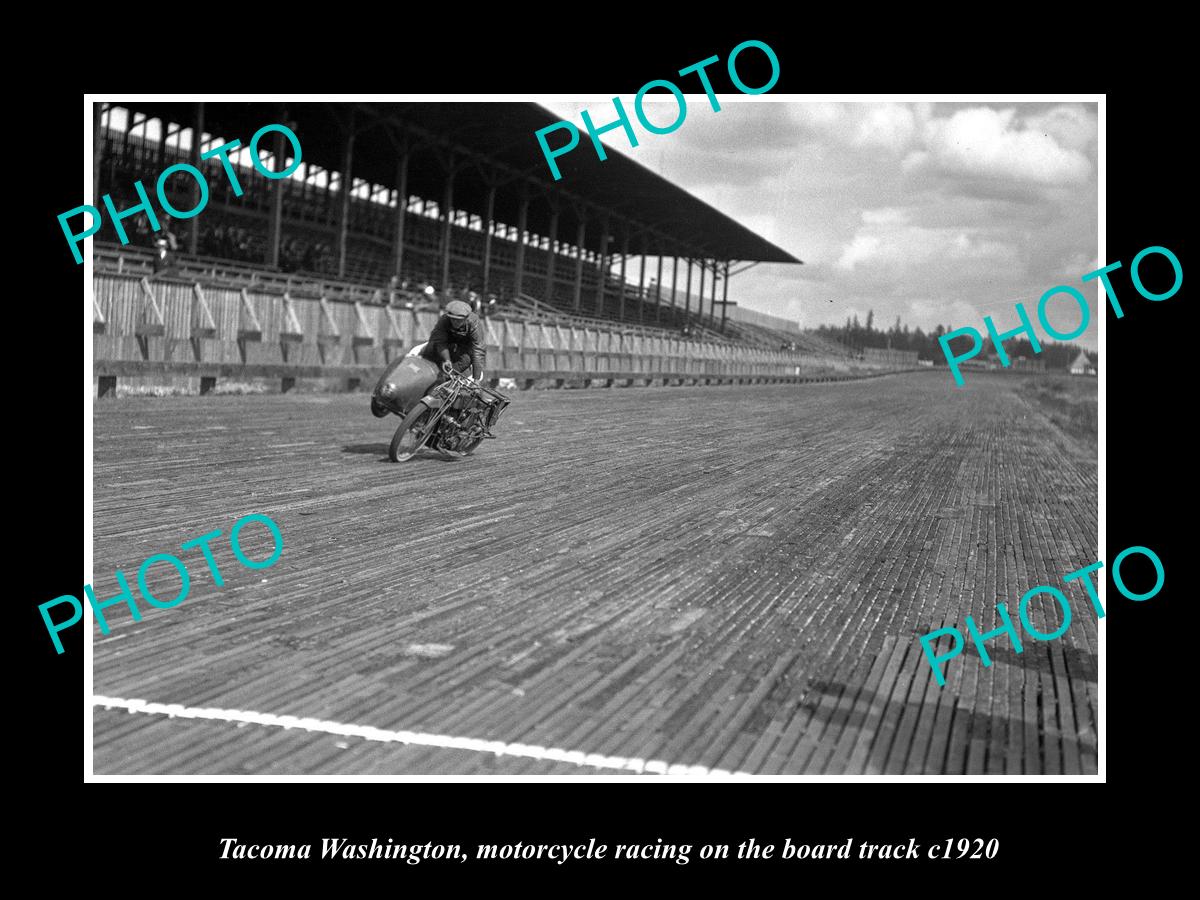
389;404;432;462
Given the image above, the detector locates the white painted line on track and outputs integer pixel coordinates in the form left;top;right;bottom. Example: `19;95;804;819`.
92;695;748;777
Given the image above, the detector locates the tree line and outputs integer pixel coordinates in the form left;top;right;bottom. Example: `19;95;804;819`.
814;311;1098;370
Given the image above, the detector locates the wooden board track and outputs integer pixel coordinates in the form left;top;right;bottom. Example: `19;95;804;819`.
91;371;1099;775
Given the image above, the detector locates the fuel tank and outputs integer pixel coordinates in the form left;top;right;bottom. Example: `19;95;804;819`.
371;351;440;416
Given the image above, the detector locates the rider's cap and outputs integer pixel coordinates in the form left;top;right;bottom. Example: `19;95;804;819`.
445;299;472;319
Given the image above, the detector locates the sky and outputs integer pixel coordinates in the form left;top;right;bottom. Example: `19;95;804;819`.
544;99;1099;349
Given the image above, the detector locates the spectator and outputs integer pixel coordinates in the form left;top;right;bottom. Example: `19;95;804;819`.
153;215;178;274
203;225;221;257
280;239;300;273
132;214;154;249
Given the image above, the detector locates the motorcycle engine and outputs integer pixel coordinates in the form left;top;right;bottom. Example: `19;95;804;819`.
449;409;484;452
435;387;493;454
437;412;467;452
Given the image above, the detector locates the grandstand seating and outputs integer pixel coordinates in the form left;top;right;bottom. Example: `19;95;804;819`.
97;122;847;358
680;312;849;355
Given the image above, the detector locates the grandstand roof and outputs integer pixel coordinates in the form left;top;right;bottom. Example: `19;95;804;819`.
113;101;802;265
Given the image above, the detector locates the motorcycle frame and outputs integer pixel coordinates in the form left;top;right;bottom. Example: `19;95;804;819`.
412;372;511;454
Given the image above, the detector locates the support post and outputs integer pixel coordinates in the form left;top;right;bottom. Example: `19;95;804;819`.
595;217;609;317
482;182;496;294
513;193;529;298
544;205;559;304
710;260;719;326
157;117;167;172
337;113;356;278
93;102;104;210
670;256;679;326
684;258;693;320
637;238;647;325
188;101;204;255
393;147;409;279
654;252;663;323
440;163;456;291
618;230;629;321
572;217;586;313
720;260;730;331
267;113;285;268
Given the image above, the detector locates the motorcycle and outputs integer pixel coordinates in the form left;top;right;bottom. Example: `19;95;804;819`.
370;350;511;462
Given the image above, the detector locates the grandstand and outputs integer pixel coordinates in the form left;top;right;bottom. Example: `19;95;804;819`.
92;102;898;393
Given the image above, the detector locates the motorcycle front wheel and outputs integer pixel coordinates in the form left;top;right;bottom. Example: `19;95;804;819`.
389;404;433;462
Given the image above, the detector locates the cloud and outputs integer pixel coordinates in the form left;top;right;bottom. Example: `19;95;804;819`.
786;102;918;154
909;107;1092;185
835;224;1019;271
861;207;909;226
787;102;843;132
538;98;1098;348
853;104;918;152
1024;104;1097;152
836;234;882;270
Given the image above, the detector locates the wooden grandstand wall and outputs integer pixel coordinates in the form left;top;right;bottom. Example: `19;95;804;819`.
92;273;909;394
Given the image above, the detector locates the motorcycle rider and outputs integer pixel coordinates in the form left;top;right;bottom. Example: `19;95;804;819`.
419;298;497;439
420;298;486;383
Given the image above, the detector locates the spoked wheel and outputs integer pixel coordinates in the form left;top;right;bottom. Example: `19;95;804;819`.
388;404;433;462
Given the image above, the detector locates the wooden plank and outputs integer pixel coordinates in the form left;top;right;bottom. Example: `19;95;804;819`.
1050;642;1082;774
1040;656;1062;774
237;287;262;342
381;307;409;348
943;630;980;775
135;276;166;337
190;283;217;340
280;292;304;344
93;295;107;334
352;301;376;348
317;297;341;344
829;637;898;774
1022;663;1041;774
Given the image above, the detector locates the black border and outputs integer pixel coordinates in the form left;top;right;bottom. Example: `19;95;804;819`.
21;21;1188;887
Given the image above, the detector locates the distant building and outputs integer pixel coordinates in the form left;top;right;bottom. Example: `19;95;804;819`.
1069;351;1097;376
863;347;920;367
1011;356;1045;372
